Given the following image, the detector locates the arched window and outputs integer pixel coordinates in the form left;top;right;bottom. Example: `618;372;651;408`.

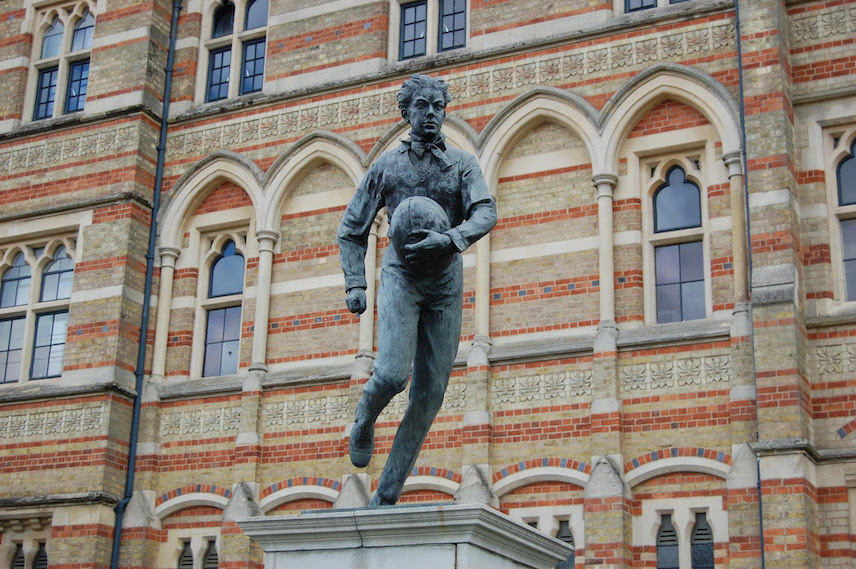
212;2;235;37
72;10;95;51
178;541;194;569
205;0;266;101
41;245;74;302
691;512;714;569
839;140;856;301
652;166;705;323
1;253;32;308
654;166;702;233
204;240;244;377
244;0;268;30
657;514;679;569
33;543;49;569
556;519;575;569
41;18;64;58
203;540;220;569
209;240;244;297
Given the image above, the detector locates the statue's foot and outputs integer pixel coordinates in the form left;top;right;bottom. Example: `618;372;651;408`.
349;418;374;468
368;493;395;508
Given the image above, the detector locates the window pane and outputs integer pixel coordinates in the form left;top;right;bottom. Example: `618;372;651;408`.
627;0;656;11
681;280;706;321
400;2;427;60
0;317;24;383
842;219;856;260
9;318;24;350
72;10;95;51
207;309;225;343
245;0;268;30
439;0;466;51
41;19;64;58
207;47;231;102
32;312;67;379
839;143;856;205
680;241;704;281
212;2;235;37
210;242;245;297
656;244;680;284
658;544;679;569
654;167;702;232
224;306;242;341
241;39;265;95
203;342;223;377
205;306;241;376
47;343;65;376
32;346;50;378
34;67;59;120
657;283;681;323
219;339;239;375
41;249;75;301
1;255;31;308
65;60;89;113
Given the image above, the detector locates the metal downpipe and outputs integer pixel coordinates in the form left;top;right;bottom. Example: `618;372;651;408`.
110;1;182;568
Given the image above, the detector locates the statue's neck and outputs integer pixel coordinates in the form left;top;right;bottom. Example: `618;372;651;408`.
410;132;439;143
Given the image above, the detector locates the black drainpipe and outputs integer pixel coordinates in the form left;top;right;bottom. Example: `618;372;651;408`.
733;1;766;568
110;1;182;568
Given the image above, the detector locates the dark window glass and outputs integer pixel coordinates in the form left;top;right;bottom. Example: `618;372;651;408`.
656;241;705;323
842;219;856;302
400;1;427;60
670;0;690;3
204;306;241;376
691;513;714;569
241;39;265;95
12;544;25;569
72;10;95;51
41;18;64;59
33;543;49;569
0;317;25;383
657;514;679;569
654;167;702;233
839;140;856;206
556;519;575;569
1;253;31;307
439;0;466;52
34;66;59;120
210;241;245;297
32;311;68;379
203;540;219;569
245;0;268;30
207;46;232;102
65;59;89;113
212;2;235;37
178;542;194;569
627;0;657;10
41;245;74;302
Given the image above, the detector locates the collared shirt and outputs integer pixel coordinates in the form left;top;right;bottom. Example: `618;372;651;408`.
338;136;497;290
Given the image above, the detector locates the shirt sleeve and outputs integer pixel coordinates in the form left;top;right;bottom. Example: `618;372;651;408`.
446;153;497;253
337;159;385;291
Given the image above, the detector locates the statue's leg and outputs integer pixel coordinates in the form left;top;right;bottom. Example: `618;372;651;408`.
371;267;463;505
350;270;420;468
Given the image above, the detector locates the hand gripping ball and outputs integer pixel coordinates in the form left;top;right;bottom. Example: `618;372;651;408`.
388;196;454;276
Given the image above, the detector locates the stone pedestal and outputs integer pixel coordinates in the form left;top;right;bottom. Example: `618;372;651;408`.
238;504;572;569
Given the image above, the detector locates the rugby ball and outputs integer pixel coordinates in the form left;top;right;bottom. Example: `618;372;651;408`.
388;196;453;275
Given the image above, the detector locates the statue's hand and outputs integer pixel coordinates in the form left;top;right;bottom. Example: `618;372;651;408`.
346;287;367;314
403;230;453;264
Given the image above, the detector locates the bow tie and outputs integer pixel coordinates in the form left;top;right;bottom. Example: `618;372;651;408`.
409;139;446;159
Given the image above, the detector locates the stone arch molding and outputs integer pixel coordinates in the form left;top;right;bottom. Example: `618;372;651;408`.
160;64;740;247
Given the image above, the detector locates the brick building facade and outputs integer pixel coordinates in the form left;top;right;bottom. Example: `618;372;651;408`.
0;0;854;568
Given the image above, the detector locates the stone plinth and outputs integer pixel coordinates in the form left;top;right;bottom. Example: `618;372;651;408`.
238;503;572;569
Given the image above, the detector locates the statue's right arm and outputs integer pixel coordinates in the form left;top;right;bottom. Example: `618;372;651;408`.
337;160;384;293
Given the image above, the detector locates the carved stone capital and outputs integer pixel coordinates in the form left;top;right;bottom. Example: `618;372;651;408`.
158;246;180;268
255;229;280;252
592;173;618;199
723;151;744;178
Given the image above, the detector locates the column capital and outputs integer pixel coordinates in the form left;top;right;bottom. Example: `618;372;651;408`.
592;173;618;199
723;151;744;178
158;246;180;266
255;229;280;251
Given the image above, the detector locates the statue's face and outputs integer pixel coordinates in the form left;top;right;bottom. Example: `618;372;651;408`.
402;87;446;141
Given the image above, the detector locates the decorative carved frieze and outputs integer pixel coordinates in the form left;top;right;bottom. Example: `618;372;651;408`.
0;405;103;439
621;356;731;392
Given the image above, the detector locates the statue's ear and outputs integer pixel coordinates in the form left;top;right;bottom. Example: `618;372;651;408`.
401;108;409;122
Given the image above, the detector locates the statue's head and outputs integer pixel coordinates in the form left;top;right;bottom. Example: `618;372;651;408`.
398;75;452;141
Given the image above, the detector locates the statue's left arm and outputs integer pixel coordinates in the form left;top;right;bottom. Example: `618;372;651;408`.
446;153;497;252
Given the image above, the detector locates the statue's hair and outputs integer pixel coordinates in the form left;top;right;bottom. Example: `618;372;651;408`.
397;74;452;112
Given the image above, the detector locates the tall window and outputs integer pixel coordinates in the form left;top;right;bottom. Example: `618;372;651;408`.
202;540;220;569
12;544;25;569
31;8;94;120
178;541;193;569
691;513;714;569
626;0;689;11
395;0;467;61
652;166;705;323
203;240;244;376
0;243;75;385
838;140;856;301
204;0;267;102
555;519;575;569
657;514;679;569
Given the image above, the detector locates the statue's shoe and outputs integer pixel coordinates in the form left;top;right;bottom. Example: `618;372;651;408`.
349;419;374;468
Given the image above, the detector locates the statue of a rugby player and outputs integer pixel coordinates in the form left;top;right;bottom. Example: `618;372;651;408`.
338;74;497;507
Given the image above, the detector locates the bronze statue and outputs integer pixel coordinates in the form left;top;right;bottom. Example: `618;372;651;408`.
338;74;497;506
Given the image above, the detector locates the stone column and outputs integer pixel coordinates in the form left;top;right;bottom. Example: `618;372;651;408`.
724;152;748;306
151;246;180;377
357;215;383;356
594;173;618;325
250;230;279;371
475;234;491;339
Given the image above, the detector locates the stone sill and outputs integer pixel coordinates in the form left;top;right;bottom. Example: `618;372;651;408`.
0;380;135;404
